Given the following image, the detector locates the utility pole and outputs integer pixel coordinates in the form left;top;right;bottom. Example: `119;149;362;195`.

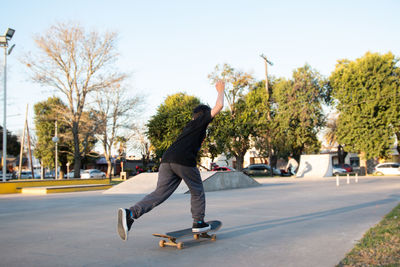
18;105;28;179
260;54;274;174
26;119;35;179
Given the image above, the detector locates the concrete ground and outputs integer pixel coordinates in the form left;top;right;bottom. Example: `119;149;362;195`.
0;176;399;267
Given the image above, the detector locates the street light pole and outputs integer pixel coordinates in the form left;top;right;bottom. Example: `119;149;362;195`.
52;120;59;179
1;28;15;182
260;54;274;172
2;44;7;182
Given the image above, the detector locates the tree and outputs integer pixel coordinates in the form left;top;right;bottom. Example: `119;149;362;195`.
272;64;327;159
131;126;152;169
146;93;200;162
33;97;98;178
246;80;282;168
330;52;400;168
207;64;255;170
23;23;125;178
94;84;141;179
324;115;347;164
34;97;71;177
0;126;21;157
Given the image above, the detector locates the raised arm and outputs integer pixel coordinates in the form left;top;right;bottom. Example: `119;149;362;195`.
211;80;225;118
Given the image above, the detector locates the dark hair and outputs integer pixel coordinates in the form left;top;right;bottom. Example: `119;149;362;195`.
193;104;211;120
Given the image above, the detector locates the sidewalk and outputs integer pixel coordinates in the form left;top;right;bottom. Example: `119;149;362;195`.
0;176;399;266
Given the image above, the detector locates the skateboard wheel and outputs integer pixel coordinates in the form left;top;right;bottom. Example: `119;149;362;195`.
193;234;200;240
177;242;184;249
159;240;165;247
211;234;217;241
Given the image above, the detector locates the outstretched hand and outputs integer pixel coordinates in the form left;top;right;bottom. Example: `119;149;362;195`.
211;80;225;118
215;80;225;93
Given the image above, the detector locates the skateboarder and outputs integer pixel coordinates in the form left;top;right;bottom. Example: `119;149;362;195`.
118;80;225;241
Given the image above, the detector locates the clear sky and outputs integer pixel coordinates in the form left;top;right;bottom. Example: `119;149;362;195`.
1;0;400;141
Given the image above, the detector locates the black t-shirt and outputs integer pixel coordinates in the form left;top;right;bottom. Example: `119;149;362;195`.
161;110;212;167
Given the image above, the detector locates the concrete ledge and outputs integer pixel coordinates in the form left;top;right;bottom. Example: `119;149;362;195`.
0;179;111;194
18;184;113;195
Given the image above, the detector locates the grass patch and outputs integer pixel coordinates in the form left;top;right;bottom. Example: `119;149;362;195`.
337;203;400;267
110;177;126;185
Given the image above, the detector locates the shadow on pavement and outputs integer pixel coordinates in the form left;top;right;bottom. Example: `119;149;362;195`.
218;196;400;240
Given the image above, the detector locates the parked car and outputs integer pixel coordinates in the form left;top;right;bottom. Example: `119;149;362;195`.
373;163;400;176
64;170;85;178
211;166;236;172
18;171;41;179
81;169;106;179
333;166;347;175
334;164;353;172
242;164;281;176
0;172;13;180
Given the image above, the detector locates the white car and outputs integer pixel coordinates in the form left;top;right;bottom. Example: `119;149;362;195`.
333;166;347;175
64;170;85;178
81;169;106;179
373;163;400;176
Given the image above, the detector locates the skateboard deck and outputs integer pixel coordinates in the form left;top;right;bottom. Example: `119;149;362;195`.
153;220;222;249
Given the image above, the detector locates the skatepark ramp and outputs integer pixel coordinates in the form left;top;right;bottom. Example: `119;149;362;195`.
103;171;260;195
296;154;333;178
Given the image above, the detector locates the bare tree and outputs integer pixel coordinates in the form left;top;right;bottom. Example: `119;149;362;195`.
23;23;126;177
131;125;151;169
94;84;141;179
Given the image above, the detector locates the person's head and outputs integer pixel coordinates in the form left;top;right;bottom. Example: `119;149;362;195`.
192;104;211;120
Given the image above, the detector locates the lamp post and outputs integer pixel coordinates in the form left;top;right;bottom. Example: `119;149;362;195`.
52;120;59;179
1;28;15;182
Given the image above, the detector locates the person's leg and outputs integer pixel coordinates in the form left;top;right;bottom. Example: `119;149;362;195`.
117;163;182;241
170;163;205;222
129;163;182;219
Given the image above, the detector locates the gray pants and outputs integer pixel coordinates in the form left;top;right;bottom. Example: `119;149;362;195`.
129;163;205;221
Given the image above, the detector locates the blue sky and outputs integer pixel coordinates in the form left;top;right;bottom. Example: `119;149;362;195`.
1;0;400;141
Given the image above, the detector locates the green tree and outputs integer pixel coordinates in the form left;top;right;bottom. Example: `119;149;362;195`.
34;97;72;177
246;80;282;167
207;64;255;170
0;126;21;157
330;52;400;166
146;93;200;161
34;97;98;178
272;64;327;159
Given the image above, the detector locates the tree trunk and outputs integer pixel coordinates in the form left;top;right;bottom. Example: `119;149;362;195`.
106;158;112;179
73;125;82;178
74;157;81;178
338;145;348;164
235;152;246;171
360;152;367;176
59;163;66;180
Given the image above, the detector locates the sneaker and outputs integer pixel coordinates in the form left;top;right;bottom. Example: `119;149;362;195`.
117;208;134;241
192;220;211;233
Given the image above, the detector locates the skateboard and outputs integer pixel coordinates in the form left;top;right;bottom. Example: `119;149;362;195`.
153;220;222;249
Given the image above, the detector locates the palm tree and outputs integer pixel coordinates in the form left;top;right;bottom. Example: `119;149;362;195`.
325;118;338;148
324;116;346;164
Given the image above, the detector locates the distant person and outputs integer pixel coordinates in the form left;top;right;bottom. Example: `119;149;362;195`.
285;155;298;176
117;81;225;241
